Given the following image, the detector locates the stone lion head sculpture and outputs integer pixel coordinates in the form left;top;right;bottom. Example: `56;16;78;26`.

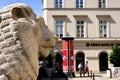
0;3;57;80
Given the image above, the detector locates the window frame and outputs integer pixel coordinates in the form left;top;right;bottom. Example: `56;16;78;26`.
99;0;106;8
55;20;64;38
99;19;108;38
76;0;84;8
76;19;86;38
55;0;63;8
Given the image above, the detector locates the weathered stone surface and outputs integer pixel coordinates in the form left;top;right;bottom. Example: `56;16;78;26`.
0;3;57;80
0;75;8;80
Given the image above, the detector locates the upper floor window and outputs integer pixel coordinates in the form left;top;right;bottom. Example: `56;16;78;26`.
99;0;106;8
76;20;85;38
55;20;64;37
99;20;107;37
55;0;62;8
76;0;83;8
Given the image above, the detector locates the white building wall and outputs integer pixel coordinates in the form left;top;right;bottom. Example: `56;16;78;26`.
108;0;120;8
85;0;98;8
42;0;120;73
46;10;120;37
64;0;75;8
43;0;120;8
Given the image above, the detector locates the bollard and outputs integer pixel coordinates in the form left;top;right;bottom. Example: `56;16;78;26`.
93;73;95;80
90;70;92;79
110;69;112;78
107;68;112;78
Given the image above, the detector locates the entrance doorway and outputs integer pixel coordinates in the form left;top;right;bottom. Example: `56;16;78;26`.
55;53;62;68
76;52;85;71
99;53;108;71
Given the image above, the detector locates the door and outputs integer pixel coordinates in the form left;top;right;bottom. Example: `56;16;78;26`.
76;52;85;71
99;53;108;71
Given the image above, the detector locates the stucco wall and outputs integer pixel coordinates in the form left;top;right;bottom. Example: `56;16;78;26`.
45;10;120;38
43;0;120;8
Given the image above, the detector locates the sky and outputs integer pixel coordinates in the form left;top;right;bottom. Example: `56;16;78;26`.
0;0;43;16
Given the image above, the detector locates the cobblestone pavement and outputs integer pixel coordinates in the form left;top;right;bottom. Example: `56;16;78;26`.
68;73;120;80
40;73;120;80
68;77;120;80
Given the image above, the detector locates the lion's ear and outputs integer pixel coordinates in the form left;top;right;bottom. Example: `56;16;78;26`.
11;7;26;20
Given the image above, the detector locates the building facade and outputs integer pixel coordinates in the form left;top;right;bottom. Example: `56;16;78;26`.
42;0;120;73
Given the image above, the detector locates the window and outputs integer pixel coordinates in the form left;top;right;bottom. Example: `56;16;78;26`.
96;15;110;38
76;0;83;8
76;20;85;38
55;20;64;37
99;20;107;37
55;0;62;8
99;0;106;8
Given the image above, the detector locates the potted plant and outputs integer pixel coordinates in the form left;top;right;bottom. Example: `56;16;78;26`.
109;45;120;67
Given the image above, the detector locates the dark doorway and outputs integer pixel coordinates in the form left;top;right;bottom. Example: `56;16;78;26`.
55;53;62;68
99;53;108;71
76;52;85;71
54;53;66;78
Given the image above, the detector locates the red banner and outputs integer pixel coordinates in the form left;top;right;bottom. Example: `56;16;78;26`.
62;40;74;73
62;40;67;49
62;40;68;72
70;49;74;72
69;40;74;72
62;50;68;72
